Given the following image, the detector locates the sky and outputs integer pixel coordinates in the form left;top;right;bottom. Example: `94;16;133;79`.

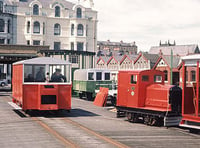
68;0;200;52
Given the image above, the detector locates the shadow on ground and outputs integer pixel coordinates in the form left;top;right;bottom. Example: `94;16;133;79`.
13;108;100;118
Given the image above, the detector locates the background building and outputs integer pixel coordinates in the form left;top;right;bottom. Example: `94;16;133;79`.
0;0;17;44
14;0;97;53
97;40;137;57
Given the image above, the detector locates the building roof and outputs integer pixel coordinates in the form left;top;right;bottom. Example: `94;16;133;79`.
137;53;159;68
128;54;139;61
120;54;138;64
97;41;137;47
17;0;75;9
96;56;110;64
149;44;199;56
107;55;123;64
161;55;180;68
13;57;71;65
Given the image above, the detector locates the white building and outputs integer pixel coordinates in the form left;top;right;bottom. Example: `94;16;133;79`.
13;0;97;52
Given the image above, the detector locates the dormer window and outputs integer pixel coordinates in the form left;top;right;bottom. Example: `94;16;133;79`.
76;8;82;18
33;4;39;15
55;6;60;17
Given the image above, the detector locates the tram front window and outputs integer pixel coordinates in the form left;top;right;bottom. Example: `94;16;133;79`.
24;65;46;82
24;64;71;83
49;65;70;83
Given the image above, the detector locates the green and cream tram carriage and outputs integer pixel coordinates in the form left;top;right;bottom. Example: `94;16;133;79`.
73;69;117;102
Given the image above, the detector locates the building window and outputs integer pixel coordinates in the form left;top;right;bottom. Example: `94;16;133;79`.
69;55;79;64
191;70;196;81
33;4;39;15
0;19;4;32
0;39;5;44
164;70;168;81
55;6;60;17
7;39;10;44
54;23;61;35
76;7;82;18
77;24;83;36
33;40;40;45
27;40;30;45
86;42;88;51
27;21;30;33
71;24;74;35
86;25;88;36
71;42;74;50
96;72;102;80
77;42;84;51
7;20;10;33
54;42;61;50
43;22;45;34
0;1;3;13
33;21;40;33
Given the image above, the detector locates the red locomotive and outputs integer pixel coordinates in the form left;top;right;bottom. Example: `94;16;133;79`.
12;57;72;112
116;70;182;126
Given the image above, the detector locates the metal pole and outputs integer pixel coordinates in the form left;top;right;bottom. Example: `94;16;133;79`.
170;49;173;85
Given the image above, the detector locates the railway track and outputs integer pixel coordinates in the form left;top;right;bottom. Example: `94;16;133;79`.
28;111;129;148
4;95;129;147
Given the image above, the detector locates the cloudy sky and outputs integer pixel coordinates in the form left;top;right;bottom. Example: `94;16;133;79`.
68;0;200;51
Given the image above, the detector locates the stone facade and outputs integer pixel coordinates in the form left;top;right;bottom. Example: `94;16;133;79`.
13;0;97;52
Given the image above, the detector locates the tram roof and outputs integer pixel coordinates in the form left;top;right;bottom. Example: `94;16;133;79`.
13;57;71;65
181;54;200;66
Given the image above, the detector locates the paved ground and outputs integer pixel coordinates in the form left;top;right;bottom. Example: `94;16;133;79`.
0;92;200;148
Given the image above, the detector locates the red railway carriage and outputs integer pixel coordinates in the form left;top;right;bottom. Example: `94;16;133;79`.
181;54;200;130
116;70;182;126
12;57;72;111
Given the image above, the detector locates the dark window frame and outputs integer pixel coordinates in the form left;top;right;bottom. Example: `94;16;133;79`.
76;7;82;18
55;6;60;17
33;4;39;15
33;21;40;34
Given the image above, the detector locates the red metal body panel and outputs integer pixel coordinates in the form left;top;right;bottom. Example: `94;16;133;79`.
146;84;172;111
94;87;109;107
21;84;71;110
117;70;171;112
12;64;23;105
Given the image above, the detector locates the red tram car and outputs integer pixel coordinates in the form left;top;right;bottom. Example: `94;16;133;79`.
12;57;72;112
180;54;200;130
116;70;182;126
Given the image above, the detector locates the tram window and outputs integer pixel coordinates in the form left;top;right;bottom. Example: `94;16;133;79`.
49;65;70;83
24;65;45;82
131;75;137;84
88;72;94;80
105;73;110;80
154;75;162;83
96;72;102;80
142;75;149;81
